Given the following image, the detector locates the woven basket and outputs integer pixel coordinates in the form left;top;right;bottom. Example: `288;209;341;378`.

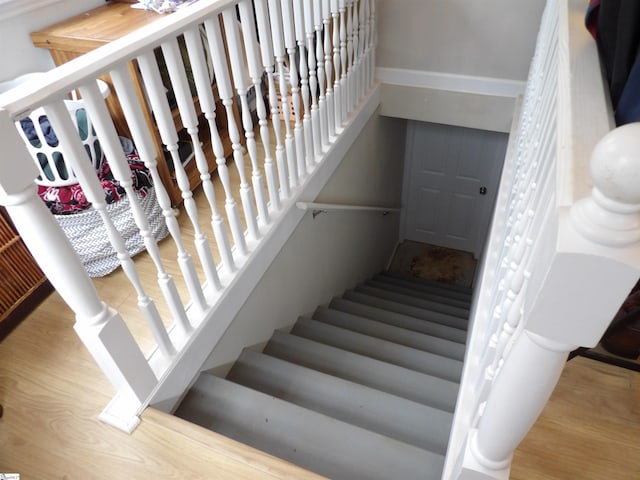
55;187;169;277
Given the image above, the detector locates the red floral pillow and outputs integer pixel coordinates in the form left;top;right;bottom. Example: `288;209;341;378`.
38;153;154;215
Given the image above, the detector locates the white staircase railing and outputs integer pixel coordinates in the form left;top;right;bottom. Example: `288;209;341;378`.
446;0;640;478
0;0;377;432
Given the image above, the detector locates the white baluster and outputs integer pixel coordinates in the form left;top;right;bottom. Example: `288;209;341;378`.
238;0;281;215
339;0;348;121
203;17;249;256
357;0;366;99
256;0;289;203
281;0;307;181
46;100;186;351
76;82;178;356
161;36;221;294
323;0;336;139
362;0;371;91
225;11;270;232
331;0;343;129
293;0;315;170
302;0;321;159
369;0;376;87
351;0;360;107
109;65;193;330
0;109;157;404
137;50;208;312
269;0;298;190
346;0;355;113
314;0;329;148
182;27;236;275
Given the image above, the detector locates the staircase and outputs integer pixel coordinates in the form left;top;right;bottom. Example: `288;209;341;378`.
175;271;471;480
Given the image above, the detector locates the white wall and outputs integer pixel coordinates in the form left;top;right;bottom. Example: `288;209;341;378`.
377;0;546;81
376;0;546;132
200;112;407;373
0;0;104;82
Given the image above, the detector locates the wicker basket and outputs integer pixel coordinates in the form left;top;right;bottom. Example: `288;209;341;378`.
55;187;169;277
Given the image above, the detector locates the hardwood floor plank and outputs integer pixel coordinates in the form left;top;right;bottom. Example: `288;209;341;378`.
511;356;640;480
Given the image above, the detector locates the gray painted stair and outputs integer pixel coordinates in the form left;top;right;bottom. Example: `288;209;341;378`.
175;272;472;480
227;349;454;454
312;306;466;360
264;331;460;412
343;289;469;330
380;270;473;295
354;284;470;318
365;278;472;309
291;318;463;382
328;297;468;344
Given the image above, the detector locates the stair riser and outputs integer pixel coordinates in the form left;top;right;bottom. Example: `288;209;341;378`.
291;319;463;383
264;332;460;412
329;297;468;344
228;350;453;454
313;307;466;360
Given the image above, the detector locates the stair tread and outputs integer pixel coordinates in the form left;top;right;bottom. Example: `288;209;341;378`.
372;273;473;301
176;373;445;480
382;270;473;295
329;297;468;343
264;331;460;412
355;284;470;318
291;318;463;382
228;349;453;454
343;290;469;330
313;306;466;360
365;279;471;308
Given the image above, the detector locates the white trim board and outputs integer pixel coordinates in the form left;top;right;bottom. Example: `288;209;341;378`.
376;68;526;97
376;68;525;133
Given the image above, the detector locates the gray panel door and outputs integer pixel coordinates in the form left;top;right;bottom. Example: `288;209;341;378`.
402;121;507;257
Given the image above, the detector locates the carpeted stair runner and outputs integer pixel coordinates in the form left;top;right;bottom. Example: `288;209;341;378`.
175;271;471;480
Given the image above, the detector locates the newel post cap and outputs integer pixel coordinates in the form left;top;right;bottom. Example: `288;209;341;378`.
571;123;640;246
590;123;640;205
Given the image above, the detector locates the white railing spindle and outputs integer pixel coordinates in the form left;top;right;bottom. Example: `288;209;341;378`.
76;81;178;356
109;65;193;330
323;0;336;139
256;0;289;204
281;0;307;182
314;0;329;149
182;26;236;276
203;16;250;257
238;0;280;217
331;0;343;129
302;0;321;158
46;99;187;353
293;0;315;169
223;6;269;231
339;0;348;122
161;37;221;294
269;0;298;191
137;50;208;312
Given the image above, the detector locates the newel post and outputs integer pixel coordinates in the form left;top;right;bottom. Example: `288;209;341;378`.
0;109;156;410
459;124;640;480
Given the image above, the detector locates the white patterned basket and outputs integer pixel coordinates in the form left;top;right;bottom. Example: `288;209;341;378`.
55;187;169;277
